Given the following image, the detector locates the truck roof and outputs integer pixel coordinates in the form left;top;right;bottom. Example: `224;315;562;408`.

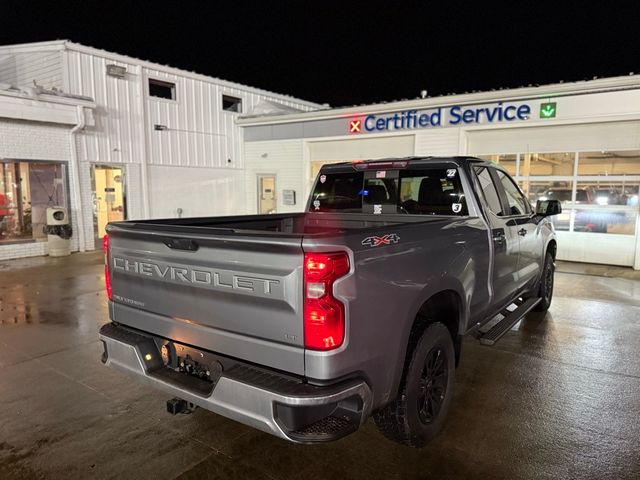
319;156;490;173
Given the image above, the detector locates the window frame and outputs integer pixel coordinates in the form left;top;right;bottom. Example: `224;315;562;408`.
472;166;504;217
493;168;533;217
222;94;243;113
148;78;177;101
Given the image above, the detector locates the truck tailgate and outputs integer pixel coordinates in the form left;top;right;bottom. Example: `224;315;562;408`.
106;225;305;375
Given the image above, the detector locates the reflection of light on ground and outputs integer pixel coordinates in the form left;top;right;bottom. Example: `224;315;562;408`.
0;284;40;324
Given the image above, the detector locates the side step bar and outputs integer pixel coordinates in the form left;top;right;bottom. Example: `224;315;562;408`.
479;297;541;346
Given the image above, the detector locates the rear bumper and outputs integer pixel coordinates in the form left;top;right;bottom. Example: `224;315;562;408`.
99;323;372;443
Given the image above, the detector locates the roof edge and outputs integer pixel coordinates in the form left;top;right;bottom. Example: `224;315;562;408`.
0;40;324;109
0;39;68;53
237;74;640;126
0;87;96;108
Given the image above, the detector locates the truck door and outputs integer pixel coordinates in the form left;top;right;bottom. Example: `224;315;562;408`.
493;169;541;291
473;166;521;310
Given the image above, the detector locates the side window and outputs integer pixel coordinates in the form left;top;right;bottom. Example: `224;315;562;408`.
474;167;503;215
496;170;531;215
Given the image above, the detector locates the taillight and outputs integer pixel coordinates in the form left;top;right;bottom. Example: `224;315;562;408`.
103;234;113;301
303;252;350;350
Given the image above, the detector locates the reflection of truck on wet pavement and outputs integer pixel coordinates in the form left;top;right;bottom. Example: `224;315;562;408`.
99;157;560;447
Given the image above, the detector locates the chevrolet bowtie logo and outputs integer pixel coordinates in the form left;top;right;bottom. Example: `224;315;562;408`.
349;119;362;133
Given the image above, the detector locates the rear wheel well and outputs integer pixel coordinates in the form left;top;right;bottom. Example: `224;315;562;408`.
404;291;462;374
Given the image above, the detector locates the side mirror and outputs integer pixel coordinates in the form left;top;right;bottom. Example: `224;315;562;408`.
536;199;562;216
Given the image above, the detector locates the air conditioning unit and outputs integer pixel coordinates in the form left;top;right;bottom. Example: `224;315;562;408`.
106;64;127;79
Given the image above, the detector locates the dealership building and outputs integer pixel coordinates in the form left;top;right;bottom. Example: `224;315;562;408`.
239;76;640;269
0;40;320;261
1;41;639;269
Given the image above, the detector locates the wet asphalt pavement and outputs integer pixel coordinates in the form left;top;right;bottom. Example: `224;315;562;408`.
1;252;639;479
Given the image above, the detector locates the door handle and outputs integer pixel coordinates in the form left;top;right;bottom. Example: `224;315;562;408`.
164;238;199;251
492;229;505;244
518;228;527;236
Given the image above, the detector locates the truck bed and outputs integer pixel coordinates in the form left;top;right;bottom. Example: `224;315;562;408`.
117;212;444;237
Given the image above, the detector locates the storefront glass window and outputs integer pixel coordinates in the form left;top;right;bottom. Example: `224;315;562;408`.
0;160;69;243
519;152;575;177
577;151;640;176
575;180;639;206
570;207;637;235
481;148;640;236
519;180;574;205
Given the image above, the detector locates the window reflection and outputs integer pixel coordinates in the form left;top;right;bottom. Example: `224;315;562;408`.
576;181;639;206
521;181;574;204
520;152;575;177
0;160;68;243
572;208;636;234
474;150;640;236
577;151;640;176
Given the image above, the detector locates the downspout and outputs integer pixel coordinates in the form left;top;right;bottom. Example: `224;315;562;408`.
136;64;151;218
70;105;87;252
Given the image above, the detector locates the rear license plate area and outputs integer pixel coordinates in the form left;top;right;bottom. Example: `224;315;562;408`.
162;342;223;382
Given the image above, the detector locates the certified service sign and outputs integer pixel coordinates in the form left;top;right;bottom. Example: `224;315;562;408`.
348;101;532;134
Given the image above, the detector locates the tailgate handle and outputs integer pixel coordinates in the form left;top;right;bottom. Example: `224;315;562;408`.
163;238;199;251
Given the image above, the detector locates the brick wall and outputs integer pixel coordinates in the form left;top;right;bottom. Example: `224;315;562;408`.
0;119;70;160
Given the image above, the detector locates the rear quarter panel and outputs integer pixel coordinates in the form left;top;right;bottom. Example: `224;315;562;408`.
303;216;490;408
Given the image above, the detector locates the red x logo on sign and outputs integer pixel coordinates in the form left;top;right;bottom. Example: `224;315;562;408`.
349;119;362;133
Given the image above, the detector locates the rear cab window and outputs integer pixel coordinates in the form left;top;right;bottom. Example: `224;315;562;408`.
309;166;468;216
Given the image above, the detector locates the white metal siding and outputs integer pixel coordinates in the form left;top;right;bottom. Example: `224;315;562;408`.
66;50;144;166
414;129;461;156
63;48;318;172
58;46;320;234
144;68;313;169
307;135;415;161
148;165;245;218
0;51;63;89
466;121;640;154
245;140;305;214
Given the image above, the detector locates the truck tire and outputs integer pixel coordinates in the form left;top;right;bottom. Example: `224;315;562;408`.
373;322;455;448
532;252;554;312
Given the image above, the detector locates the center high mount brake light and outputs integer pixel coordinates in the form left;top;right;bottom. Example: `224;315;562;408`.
352;160;408;171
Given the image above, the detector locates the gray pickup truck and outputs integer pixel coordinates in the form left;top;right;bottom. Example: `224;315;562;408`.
99;157;560;447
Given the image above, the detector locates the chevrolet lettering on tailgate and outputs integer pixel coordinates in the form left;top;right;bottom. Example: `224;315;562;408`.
112;257;282;298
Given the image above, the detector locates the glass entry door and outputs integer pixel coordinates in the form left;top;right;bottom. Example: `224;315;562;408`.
92;165;125;247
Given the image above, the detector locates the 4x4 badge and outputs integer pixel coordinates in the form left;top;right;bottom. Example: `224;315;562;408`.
361;233;400;247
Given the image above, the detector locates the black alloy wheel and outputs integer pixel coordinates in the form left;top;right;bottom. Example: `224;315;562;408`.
373;322;455;447
417;348;448;424
542;259;554;304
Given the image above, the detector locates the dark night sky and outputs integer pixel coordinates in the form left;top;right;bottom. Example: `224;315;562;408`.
2;1;639;107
